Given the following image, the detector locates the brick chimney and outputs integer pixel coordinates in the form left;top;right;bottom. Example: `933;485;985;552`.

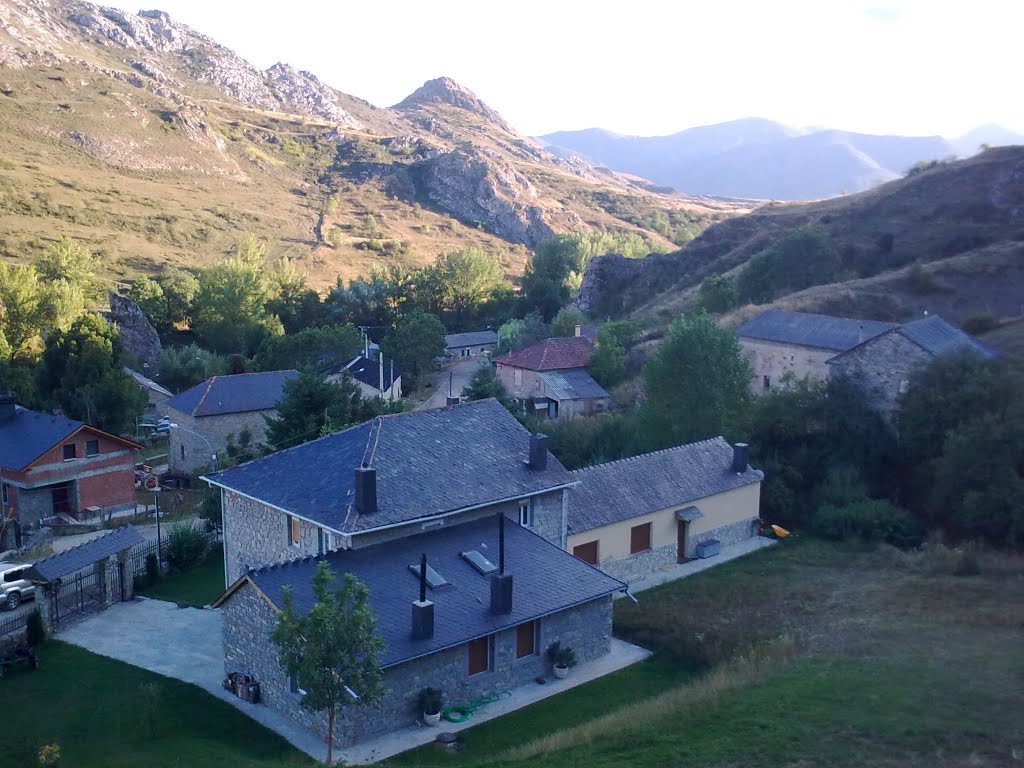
0;394;15;422
354;465;377;513
731;443;749;474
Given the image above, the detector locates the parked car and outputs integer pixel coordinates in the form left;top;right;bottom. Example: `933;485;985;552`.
156;416;171;434
0;562;35;610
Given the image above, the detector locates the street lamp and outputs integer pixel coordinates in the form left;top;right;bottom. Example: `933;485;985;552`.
169;423;218;471
194;356;208;379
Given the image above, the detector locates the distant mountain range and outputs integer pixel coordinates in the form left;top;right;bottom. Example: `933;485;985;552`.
540;119;1024;201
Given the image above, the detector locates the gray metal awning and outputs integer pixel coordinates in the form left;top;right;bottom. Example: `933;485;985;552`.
675;506;704;523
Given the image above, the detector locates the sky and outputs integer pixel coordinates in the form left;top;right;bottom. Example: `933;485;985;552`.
102;0;1024;138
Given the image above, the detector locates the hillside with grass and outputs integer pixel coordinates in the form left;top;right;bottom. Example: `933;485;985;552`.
0;0;750;290
576;146;1024;335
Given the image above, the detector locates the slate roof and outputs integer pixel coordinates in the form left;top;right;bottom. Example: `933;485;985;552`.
737;310;896;351
539;369;609;402
204;399;574;535
229;516;625;668
343;355;401;390
493;336;593;371
166;370;298;418
124;367;173;398
896;316;999;359
445;330;498;349
567;437;763;534
0;406;82;471
28;526;145;582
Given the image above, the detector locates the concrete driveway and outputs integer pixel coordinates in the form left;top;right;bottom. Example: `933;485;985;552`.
61;597;328;762
418;358;489;411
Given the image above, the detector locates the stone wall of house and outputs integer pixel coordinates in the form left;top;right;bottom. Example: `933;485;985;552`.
169;408;274;474
599;542;677;581
828;332;933;414
739;338;836;394
688;517;759;557
222;491;331;584
222;581;612;747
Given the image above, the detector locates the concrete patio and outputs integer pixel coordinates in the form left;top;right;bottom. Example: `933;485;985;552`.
60;597;651;765
622;535;777;596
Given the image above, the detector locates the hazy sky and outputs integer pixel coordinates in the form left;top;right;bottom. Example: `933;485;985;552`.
103;0;1023;138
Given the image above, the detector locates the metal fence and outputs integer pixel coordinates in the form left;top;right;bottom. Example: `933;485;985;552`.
129;528;221;579
0;612;26;639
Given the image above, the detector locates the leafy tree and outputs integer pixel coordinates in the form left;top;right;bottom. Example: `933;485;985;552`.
597;320;641;351
271;563;385;765
157;344;228;393
158;268;200;330
325;266;415;330
38;314;146;433
380;309;445;387
431;248;506;330
264;369;375;452
698;274;737;314
224;428;260;467
495;312;549;354
587;332;625;389
735;228;841;304
551;307;588;338
537;413;641;469
35;237;100;298
461;364;517;412
0;263;49;360
640;312;752;449
255;324;361;373
127;278;167;330
266;256;325;334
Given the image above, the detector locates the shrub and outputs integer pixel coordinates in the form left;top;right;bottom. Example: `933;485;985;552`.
811;499;925;550
25;608;46;648
164;522;209;573
546;641;577;668
961;313;999;335
419;686;443;715
145;552;161;586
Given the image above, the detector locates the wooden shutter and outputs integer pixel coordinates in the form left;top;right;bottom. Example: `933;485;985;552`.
467;636;490;676
630;523;651;554
573;540;599;565
515;621;536;658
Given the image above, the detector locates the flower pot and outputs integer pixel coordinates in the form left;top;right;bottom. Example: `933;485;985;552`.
553;664;569;679
424;711;442;726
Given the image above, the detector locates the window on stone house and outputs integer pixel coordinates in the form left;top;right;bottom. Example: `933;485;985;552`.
181;445;186;460
85;439;99;457
515;620;538;659
467;635;492;676
289;674;306;697
287;515;300;547
630;522;652;555
62;443;77;460
518;499;533;528
2;483;8;506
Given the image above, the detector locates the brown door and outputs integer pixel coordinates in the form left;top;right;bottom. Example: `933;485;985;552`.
467;636;490;676
677;520;688;562
573;540;599;565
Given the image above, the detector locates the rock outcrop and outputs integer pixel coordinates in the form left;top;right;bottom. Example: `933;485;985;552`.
415;149;583;246
576;252;683;317
395;77;512;133
107;292;161;368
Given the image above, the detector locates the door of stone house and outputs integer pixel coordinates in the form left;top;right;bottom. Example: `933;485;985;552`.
677;520;689;563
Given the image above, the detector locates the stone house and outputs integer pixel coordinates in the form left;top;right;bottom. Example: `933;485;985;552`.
566;438;763;581
166;370;298;474
444;329;498;359
123;366;173;417
827;314;998;414
326;354;401;402
213;515;623;748
737;309;896;393
493;336;608;419
0;396;140;548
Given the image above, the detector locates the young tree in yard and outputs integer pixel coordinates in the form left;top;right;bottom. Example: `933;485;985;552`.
381;309;445;388
271;562;385;765
461;364;518;412
37;314;146;434
495;312;549;354
264;369;374;452
640;312;752;449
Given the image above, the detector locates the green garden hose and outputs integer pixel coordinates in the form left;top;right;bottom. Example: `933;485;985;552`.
442;691;511;723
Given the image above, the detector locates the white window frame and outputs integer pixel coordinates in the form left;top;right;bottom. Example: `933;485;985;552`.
518;499;533;528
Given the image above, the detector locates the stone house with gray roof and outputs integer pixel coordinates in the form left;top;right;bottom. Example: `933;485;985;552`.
444;329;498;358
827;314;999;414
167;370;297;474
567;438;763;581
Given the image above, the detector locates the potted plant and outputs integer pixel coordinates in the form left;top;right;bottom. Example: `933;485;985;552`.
420;686;443;725
546;641;577;679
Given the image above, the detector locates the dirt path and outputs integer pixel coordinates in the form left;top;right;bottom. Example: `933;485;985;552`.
417;358;489;411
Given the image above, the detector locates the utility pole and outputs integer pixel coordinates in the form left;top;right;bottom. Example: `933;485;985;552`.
154;490;162;561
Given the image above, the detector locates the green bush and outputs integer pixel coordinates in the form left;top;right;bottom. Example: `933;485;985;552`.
164;523;209;573
26;608;46;648
811;499;925;550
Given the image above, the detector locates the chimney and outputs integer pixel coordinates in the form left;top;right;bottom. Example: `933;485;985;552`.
379;353;385;394
574;324;582;337
731;443;749;474
354;466;377;514
528;433;548;471
490;514;513;615
411;553;434;640
0;394;15;422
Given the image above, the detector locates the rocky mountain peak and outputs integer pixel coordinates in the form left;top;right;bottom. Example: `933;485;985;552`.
394;76;511;132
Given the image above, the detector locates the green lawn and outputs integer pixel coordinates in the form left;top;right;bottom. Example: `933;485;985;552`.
138;550;226;606
0;641;315;768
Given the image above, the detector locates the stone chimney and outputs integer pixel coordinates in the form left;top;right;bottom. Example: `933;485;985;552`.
490;514;513;615
411;553;434;640
354;466;377;514
731;443;749;474
527;433;548;471
0;394;15;422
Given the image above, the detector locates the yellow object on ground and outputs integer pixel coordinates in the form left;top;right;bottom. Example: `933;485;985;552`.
771;524;791;538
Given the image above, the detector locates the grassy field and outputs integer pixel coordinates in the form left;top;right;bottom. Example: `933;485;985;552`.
137;550;226;607
0;641;315;768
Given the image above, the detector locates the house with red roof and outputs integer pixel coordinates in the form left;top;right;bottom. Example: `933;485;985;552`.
493;336;609;419
0;395;141;549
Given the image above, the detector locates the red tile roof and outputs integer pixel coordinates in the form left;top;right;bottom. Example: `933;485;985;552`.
493;336;593;371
